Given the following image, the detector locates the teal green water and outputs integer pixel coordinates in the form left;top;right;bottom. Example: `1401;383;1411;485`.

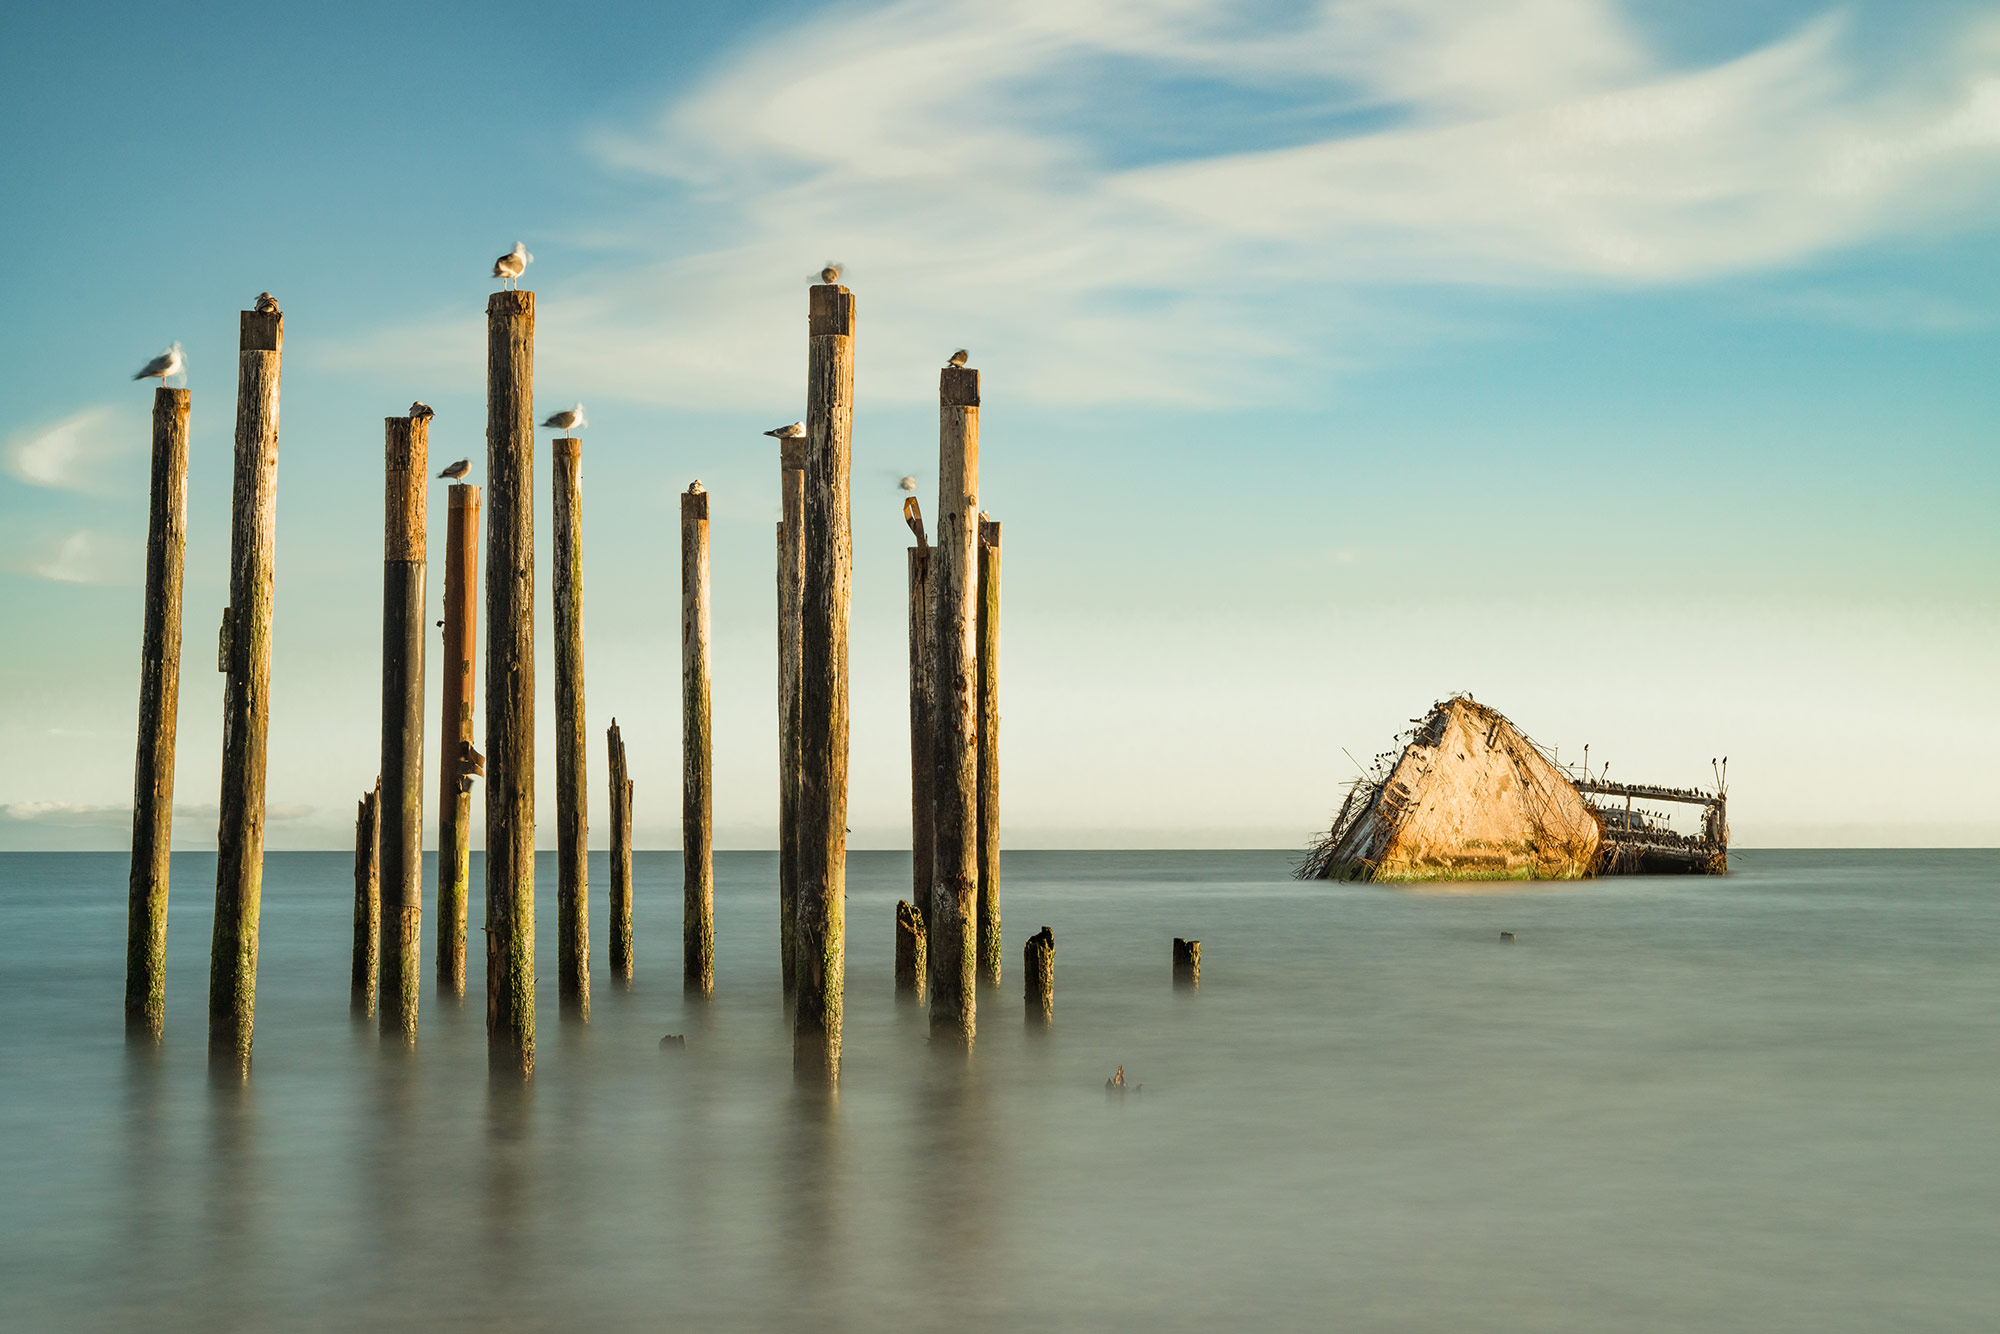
1;850;1995;1330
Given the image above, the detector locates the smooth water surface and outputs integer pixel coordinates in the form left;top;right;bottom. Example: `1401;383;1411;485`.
1;850;1995;1330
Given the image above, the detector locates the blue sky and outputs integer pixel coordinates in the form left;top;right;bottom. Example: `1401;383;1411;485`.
2;0;1996;850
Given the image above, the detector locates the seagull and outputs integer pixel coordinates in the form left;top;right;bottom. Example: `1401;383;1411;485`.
253;292;280;314
898;475;917;492
541;402;586;433
410;401;435;421
946;349;968;368
819;264;840;284
438;459;470;481
763;421;804;439
133;342;184;387
493;242;533;289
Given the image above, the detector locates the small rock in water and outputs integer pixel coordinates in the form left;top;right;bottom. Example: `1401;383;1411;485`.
659;1034;686;1048
1499;931;1516;942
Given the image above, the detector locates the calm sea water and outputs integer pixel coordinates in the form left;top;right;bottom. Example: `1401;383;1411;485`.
1;849;1995;1330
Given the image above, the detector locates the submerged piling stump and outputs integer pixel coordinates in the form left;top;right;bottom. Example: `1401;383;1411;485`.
1173;937;1201;990
794;281;854;1082
435;483;480;997
351;783;380;1015
682;483;714;996
378;413;428;1042
125;386;189;1040
976;517;1002;987
895;899;926;999
777;444;805;1000
608;720;634;981
208;301;283;1074
485;289;536;1077
1023;925;1053;1024
554;436;589;1019
929;363;980;1045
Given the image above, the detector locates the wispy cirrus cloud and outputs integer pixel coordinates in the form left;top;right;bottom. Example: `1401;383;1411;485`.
25;529;118;584
4;405;136;493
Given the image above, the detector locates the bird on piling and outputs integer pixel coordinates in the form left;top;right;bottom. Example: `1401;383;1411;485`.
541;402;586;433
132;342;185;387
763;421;804;439
946;348;968;368
904;496;928;549
898;475;917;492
492;242;533;289
411;401;435;421
437;459;470;481
819;264;840;284
253;292;280;314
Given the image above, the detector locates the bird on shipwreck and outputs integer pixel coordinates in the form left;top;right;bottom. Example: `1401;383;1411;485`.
1298;695;1728;882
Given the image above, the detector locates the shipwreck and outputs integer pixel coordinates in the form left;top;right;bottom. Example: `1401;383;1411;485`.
1299;695;1727;882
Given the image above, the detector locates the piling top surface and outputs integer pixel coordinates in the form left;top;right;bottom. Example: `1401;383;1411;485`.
554;435;581;459
941;365;979;408
448;482;482;510
682;486;709;519
239;309;282;353
154;386;191;407
809;283;854;337
488;290;534;317
780;438;806;470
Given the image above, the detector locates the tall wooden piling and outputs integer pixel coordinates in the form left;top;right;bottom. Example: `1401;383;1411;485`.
1023;925;1053;1024
794;281;855;1082
554;436;590;1018
208;302;282;1073
125;386;189;1040
682;484;715;996
895;899;926;999
776;444;805;999
351;783;380;1016
976;518;1002;986
907;544;934;952
436;483;480;996
485;289;536;1077
928;364;980;1045
608;720;634;981
378;414;428;1041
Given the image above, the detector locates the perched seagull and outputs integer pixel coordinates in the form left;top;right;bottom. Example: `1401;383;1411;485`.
898;475;917;492
492;242;533;289
904;496;928;549
133;342;185;387
819;264;840;284
946;349;968;368
541;402;587;433
410;401;435;421
253;292;280;314
437;458;470;481
763;421;805;439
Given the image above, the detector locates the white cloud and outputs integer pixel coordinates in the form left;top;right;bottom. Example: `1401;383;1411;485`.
5;405;134;492
29;529;113;584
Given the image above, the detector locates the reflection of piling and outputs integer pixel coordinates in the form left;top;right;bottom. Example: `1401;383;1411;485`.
435;484;480;997
929;364;980;1045
125;386;189;1041
1173;937;1201;989
553;436;589;1019
682;484;714;996
351;783;380;1015
607;720;634;980
976;518;1002;986
378;414;428;1042
1023;925;1052;1024
776;445;805;998
895;899;926;999
794;281;854;1083
907;544;934;955
484;289;536;1077
208;303;283;1073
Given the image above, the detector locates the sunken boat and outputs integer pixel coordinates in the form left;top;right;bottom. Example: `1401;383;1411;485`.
1298;695;1727;882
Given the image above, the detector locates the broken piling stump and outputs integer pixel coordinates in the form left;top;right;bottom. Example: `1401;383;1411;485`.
1023;925;1052;1024
682;483;714;996
351;782;380;1016
1173;937;1200;990
378;412;428;1042
928;362;980;1046
607;720;634;981
895;899;926;999
554;435;589;1019
435;482;480;997
125;385;189;1041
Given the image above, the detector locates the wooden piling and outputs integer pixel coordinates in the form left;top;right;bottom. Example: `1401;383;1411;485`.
895;899;926;999
207;303;282;1073
125;386;189;1040
1173;937;1201;990
928;364;980;1045
906;545;933;954
608;720;634;980
976;518;1002;986
794;282;854;1082
378;414;428;1041
485;289;536;1077
682;483;714;996
351;783;380;1016
554;436;590;1018
435;484;480;997
776;444;805;999
1023;925;1053;1024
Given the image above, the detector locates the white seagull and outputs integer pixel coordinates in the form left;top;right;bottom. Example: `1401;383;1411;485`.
133;342;185;387
493;242;533;289
763;421;804;439
899;476;917;492
541;402;586;433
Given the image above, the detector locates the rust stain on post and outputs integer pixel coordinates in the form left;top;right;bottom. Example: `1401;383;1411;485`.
436;484;480;997
682;485;714;996
928;364;980;1045
554;436;590;1018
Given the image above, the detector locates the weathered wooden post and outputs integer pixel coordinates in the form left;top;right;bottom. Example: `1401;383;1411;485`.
1023;925;1052;1024
776;443;805;1000
906;528;934;961
351;782;380;1016
378;413;428;1041
895;899;926;999
928;363;980;1045
125;386;189;1040
977;516;1002;986
485;289;536;1077
436;483;480;997
208;299;282;1073
554;435;589;1019
682;483;715;996
1173;937;1201;989
794;280;854;1082
608;720;634;981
